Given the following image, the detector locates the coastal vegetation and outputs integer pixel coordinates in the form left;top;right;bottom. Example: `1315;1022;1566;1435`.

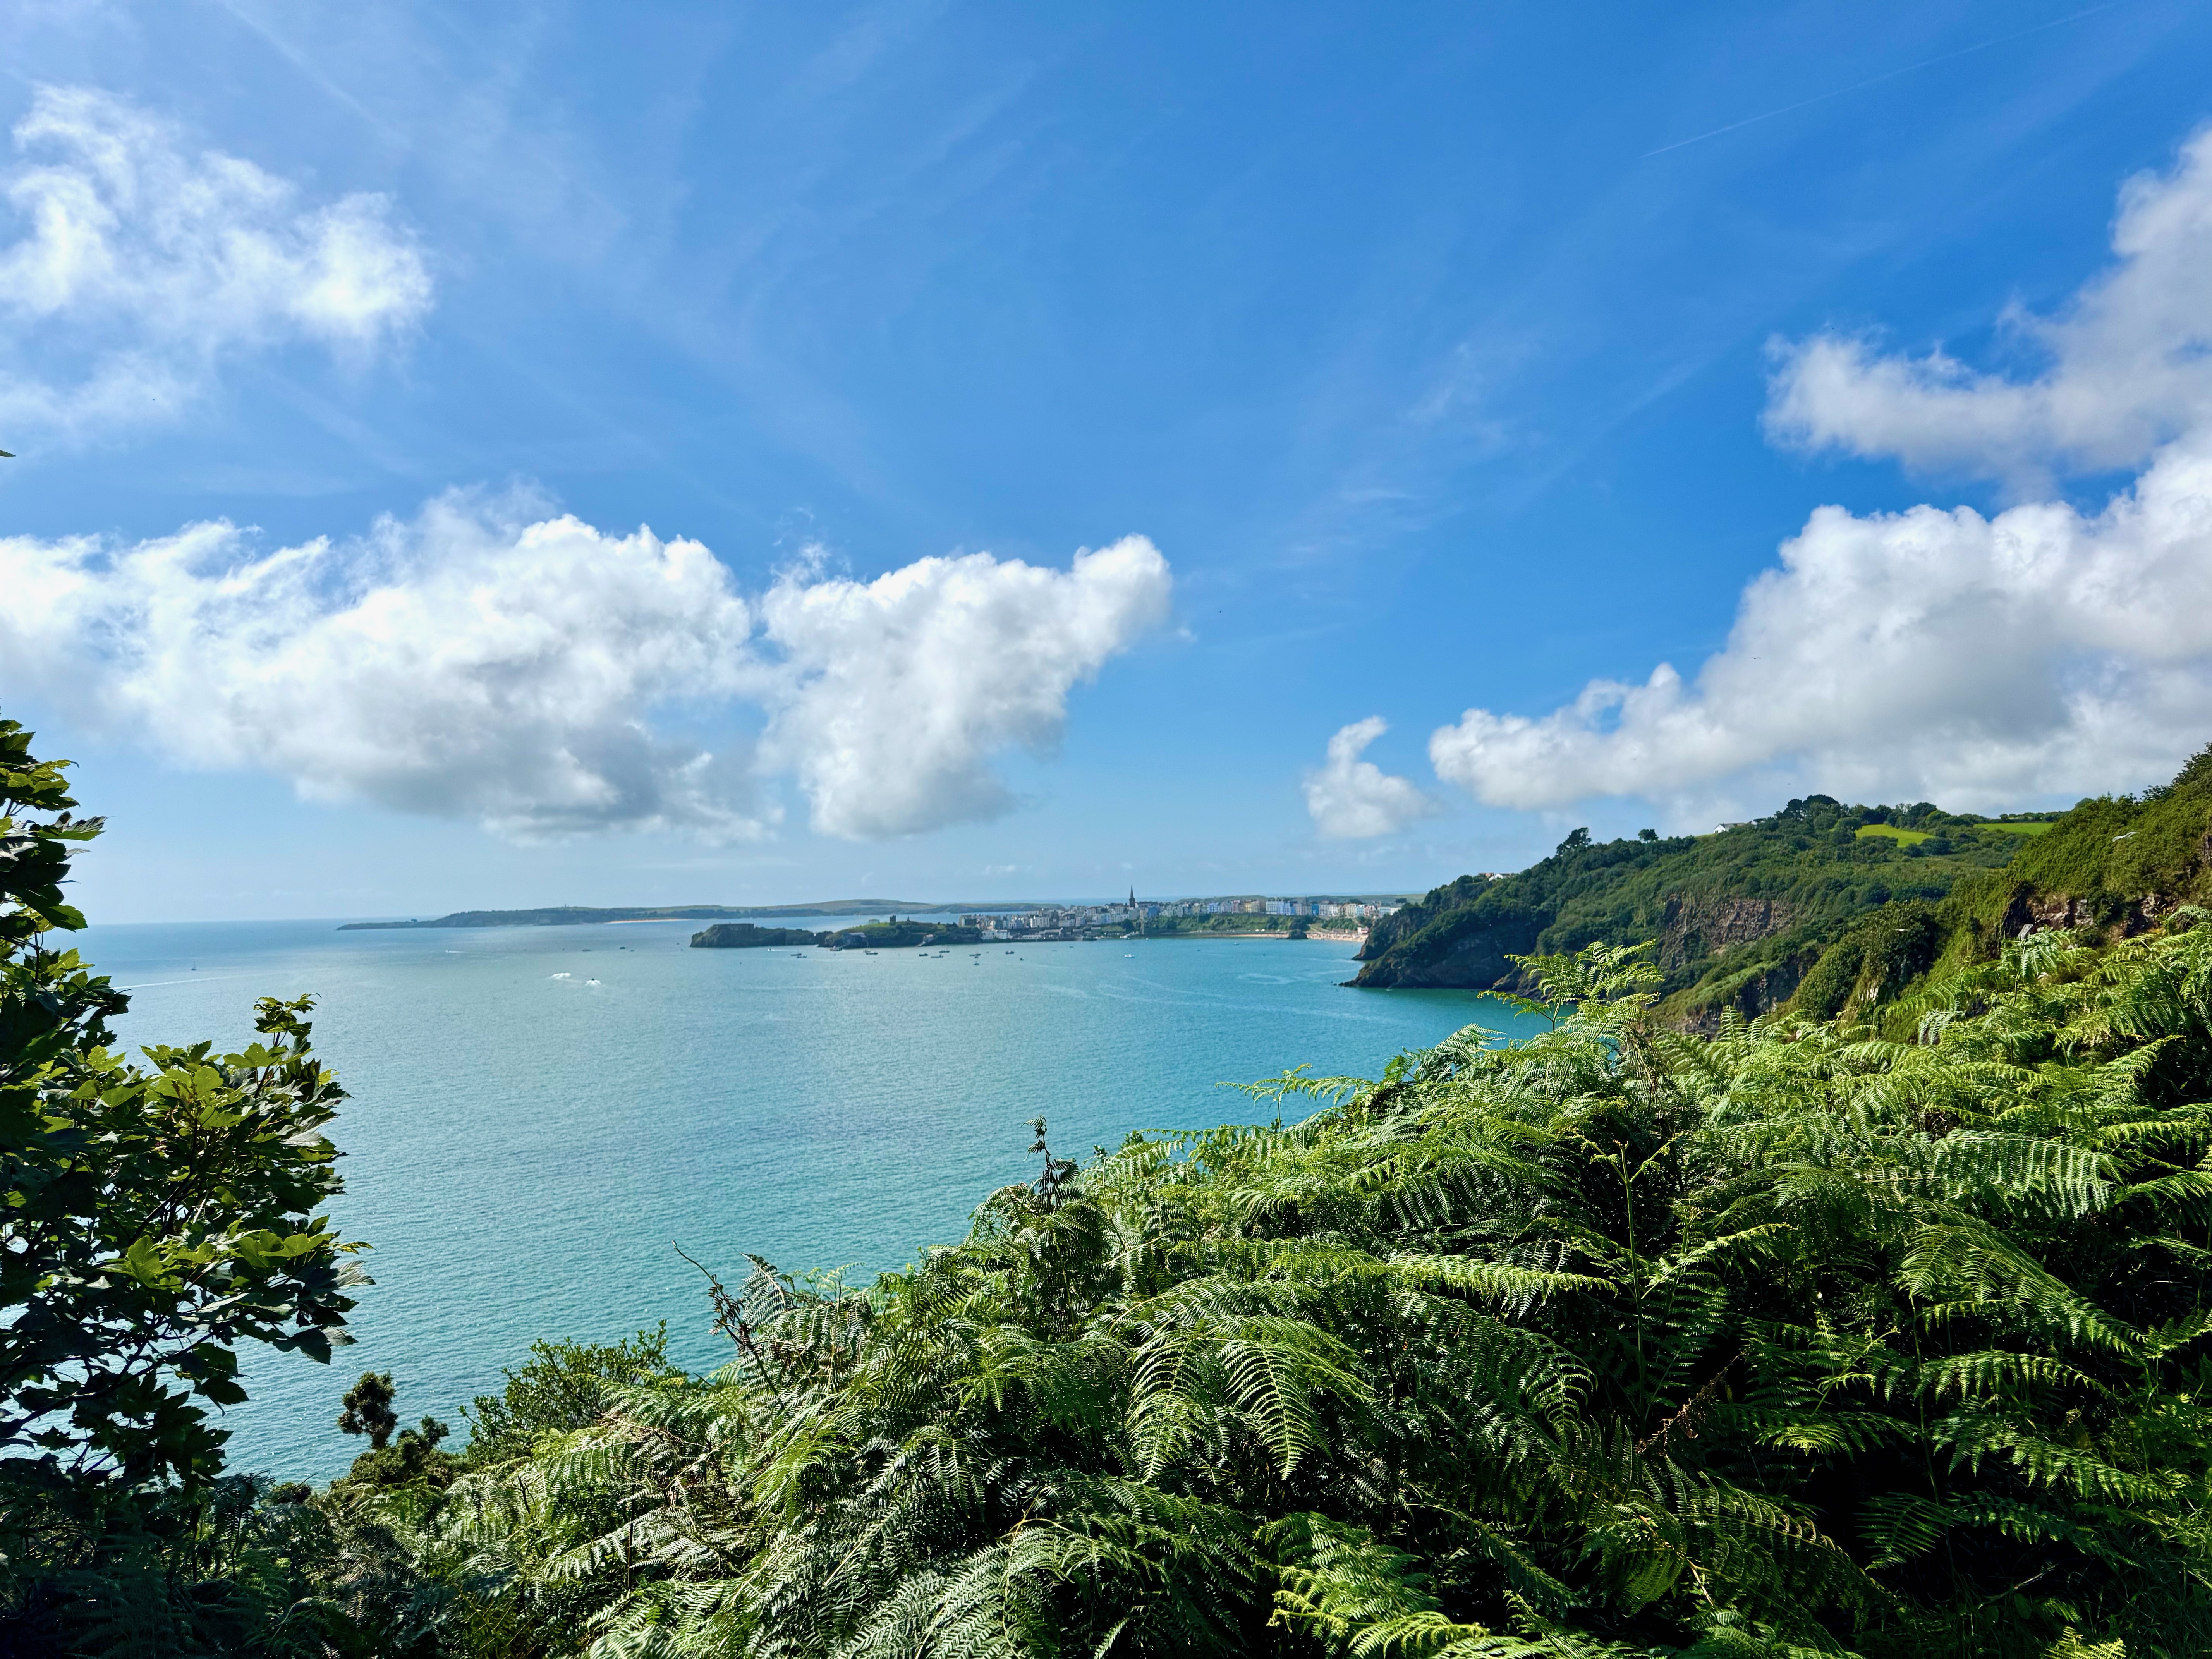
0;718;370;1649
9;717;2212;1657
1354;779;2212;1029
406;928;2212;1659
1353;801;2023;1006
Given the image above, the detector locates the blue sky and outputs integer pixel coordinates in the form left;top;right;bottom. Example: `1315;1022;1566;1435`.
6;0;2212;920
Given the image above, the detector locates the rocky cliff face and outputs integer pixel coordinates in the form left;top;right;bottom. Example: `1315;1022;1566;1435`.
1351;891;1544;990
1982;793;2212;946
1358;888;1803;996
1656;895;1795;968
1354;876;1490;965
1355;921;1527;989
2001;886;2189;939
690;922;821;948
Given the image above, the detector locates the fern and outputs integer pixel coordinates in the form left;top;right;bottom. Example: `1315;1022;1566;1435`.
108;926;2212;1659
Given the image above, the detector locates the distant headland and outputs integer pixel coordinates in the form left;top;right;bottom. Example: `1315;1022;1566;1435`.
338;901;948;930
340;895;1409;934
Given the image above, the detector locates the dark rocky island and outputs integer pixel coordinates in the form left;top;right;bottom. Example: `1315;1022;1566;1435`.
819;920;982;949
689;923;823;948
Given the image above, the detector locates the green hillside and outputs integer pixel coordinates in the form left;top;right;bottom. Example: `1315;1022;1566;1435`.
1354;798;2025;1015
1354;760;2212;1024
1928;744;2212;965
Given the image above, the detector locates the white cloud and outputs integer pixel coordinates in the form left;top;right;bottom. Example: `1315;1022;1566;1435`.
0;497;1173;840
0;492;769;838
757;538;1173;838
1766;125;2212;486
1430;433;2212;816
1431;127;2212;820
0;84;431;436
1304;718;1441;838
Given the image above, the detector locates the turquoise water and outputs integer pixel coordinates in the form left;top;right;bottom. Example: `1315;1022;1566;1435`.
82;917;1532;1479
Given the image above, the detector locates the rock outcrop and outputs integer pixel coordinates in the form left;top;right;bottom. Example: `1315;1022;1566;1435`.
1656;895;1795;968
690;923;822;948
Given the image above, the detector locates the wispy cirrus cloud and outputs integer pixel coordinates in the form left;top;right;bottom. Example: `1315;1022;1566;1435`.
0;84;432;439
0;492;1173;841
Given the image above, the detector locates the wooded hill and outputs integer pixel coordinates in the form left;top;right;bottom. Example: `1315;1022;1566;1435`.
1355;750;2212;1026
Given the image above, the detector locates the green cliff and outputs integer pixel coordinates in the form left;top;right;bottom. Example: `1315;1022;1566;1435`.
1775;752;2212;1025
1353;799;2037;1018
1922;742;2212;967
1357;747;2212;1023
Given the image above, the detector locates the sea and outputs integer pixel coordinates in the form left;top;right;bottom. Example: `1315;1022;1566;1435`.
81;916;1537;1479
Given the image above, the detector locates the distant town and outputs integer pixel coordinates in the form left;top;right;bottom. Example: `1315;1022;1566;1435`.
946;895;1405;942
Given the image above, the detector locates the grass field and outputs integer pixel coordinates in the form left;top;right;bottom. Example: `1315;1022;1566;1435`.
1854;821;2056;847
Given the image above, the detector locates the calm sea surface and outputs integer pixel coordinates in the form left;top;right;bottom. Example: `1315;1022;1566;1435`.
81;917;1535;1479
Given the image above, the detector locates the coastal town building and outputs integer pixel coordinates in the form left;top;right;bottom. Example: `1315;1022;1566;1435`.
955;895;1403;933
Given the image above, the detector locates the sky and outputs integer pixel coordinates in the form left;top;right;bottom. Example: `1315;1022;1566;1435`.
6;0;2212;921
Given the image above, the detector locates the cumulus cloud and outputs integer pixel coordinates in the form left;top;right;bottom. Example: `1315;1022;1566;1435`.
0;497;1172;840
1766;125;2212;485
1304;718;1440;838
1430;441;2212;814
758;538;1173;838
0;493;769;837
1431;125;2212;819
0;84;431;436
